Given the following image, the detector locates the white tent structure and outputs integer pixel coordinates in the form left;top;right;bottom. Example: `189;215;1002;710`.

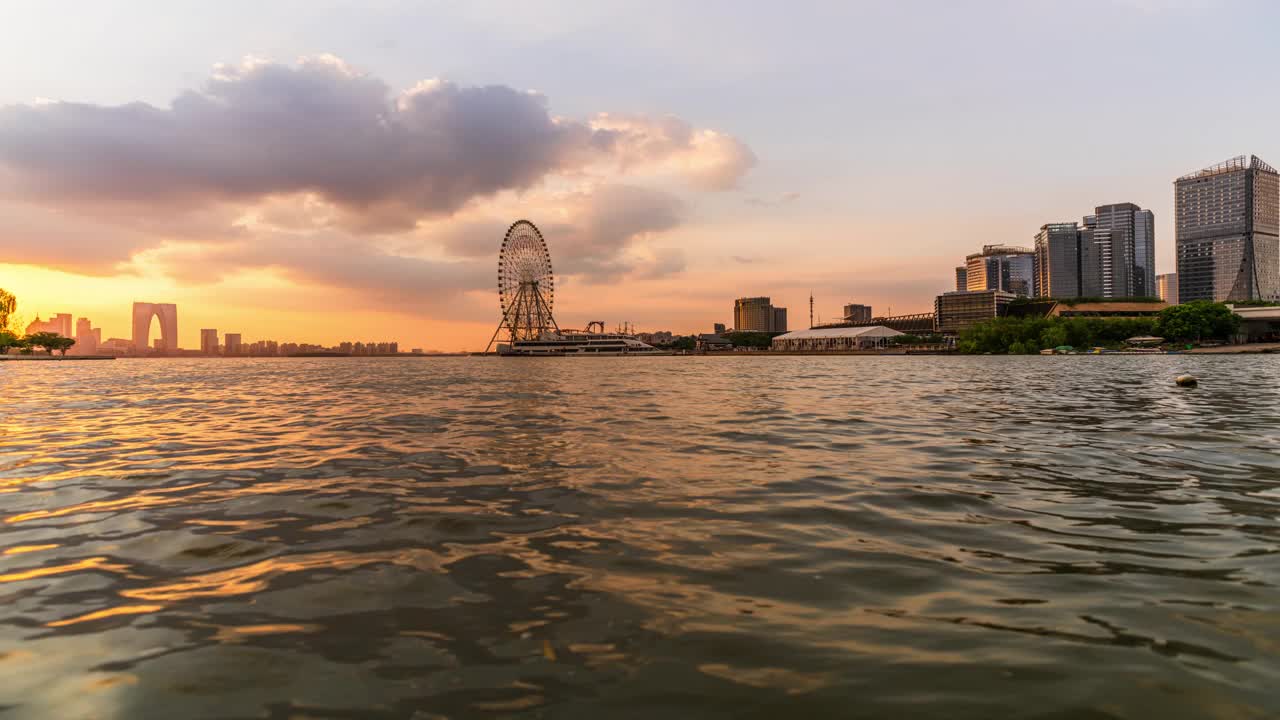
771;325;904;352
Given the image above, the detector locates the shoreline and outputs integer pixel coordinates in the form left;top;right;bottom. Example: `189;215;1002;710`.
0;355;116;361
6;345;1277;361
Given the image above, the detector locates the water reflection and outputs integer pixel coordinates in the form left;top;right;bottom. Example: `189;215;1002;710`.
1;356;1278;718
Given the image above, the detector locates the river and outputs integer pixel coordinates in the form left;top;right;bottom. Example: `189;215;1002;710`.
1;356;1277;718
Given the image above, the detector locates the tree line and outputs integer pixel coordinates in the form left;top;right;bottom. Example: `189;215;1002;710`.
957;301;1241;354
0;288;78;356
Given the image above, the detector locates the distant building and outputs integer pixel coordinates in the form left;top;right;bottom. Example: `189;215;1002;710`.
26;313;72;338
772;326;904;352
52;313;71;338
132;302;178;353
1034;223;1083;299
965;245;1036;297
1047;301;1167;318
696;333;733;351
636;331;674;345
100;338;132;352
935;290;1016;335
224;333;242;355
733;297;787;332
74;317;100;354
842;303;872;324
713;323;726;335
200;328;219;355
1157;273;1179;305
1082;203;1155;298
1175;155;1280;302
954;266;967;292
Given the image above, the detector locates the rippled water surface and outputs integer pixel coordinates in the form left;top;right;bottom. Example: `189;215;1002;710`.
2;356;1279;719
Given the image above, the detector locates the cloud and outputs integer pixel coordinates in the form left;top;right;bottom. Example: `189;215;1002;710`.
0;56;754;233
590;113;756;190
427;183;686;280
0;56;745;322
552;184;685;278
138;183;686;316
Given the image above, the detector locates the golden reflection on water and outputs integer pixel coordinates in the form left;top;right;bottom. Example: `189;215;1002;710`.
212;623;320;643
121;549;441;602
46;604;165;627
0;556;125;583
2;543;59;555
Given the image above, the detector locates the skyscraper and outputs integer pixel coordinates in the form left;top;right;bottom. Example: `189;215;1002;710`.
733;297;788;332
1082;203;1155;298
75;317;99;354
1175;155;1280;302
965;245;1036;297
954;266;967;292
1034;223;1082;299
200;329;219;355
1156;273;1179;305
224;333;242;355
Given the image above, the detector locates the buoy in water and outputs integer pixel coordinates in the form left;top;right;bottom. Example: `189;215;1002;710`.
1175;375;1198;387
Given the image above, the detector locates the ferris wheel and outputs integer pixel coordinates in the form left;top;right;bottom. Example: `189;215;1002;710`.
486;220;560;351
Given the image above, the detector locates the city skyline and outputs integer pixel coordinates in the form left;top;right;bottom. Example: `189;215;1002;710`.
3;2;1280;350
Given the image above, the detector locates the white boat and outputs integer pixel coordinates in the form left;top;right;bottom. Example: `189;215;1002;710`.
497;330;671;356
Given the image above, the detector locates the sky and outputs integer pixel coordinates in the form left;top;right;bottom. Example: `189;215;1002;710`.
2;0;1279;351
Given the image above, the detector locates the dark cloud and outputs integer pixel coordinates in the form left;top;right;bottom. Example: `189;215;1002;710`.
0;56;753;232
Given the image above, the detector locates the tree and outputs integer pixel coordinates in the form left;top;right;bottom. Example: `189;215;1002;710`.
0;288;14;331
957;315;1158;354
25;331;75;356
1155;301;1240;343
723;331;775;348
49;335;77;356
0;329;18;354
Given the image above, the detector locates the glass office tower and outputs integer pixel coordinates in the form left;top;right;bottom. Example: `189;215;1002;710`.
1175;155;1280;302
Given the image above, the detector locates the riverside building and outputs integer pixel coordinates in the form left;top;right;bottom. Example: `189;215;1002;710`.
1034;223;1083;299
964;245;1036;297
935;289;1016;335
733;297;788;332
1083;203;1155;298
771;326;904;351
1032;203;1155;300
1175;155;1280;302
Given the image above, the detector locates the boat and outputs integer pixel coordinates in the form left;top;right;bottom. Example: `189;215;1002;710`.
497;330;672;356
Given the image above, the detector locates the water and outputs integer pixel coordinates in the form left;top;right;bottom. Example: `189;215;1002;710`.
1;356;1278;719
